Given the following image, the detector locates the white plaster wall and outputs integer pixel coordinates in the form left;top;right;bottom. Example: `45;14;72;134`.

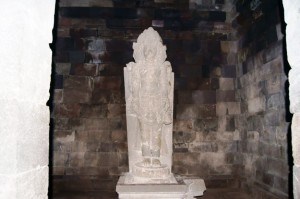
283;0;300;198
0;1;55;198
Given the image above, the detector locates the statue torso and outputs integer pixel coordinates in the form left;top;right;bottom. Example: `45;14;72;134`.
139;63;161;95
131;62;163;123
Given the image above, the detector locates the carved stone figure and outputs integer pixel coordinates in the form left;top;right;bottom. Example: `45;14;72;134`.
123;27;175;181
116;27;206;198
126;27;172;168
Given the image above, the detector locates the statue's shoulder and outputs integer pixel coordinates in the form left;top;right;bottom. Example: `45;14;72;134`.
163;61;172;72
163;61;171;67
126;62;136;70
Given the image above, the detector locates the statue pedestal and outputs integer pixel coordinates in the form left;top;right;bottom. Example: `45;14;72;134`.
116;174;206;199
132;163;171;179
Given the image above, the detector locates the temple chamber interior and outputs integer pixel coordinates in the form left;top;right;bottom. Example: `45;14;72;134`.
50;0;292;198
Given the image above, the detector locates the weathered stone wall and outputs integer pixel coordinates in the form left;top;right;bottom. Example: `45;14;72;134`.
234;0;290;198
0;0;55;198
52;0;240;186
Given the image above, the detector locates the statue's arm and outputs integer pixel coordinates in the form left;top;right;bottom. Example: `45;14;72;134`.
127;62;139;115
126;62;135;114
161;61;173;124
126;62;134;96
160;63;169;107
162;61;172;97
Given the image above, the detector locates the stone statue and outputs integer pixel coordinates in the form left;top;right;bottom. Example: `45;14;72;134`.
126;27;173;168
116;27;206;198
123;27;175;181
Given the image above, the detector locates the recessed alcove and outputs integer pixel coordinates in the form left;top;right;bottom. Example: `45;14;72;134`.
2;1;300;199
49;0;293;198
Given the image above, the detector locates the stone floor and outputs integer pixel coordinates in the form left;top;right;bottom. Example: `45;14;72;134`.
51;177;251;199
52;188;251;199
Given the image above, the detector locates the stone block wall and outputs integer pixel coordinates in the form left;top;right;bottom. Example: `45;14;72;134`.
52;0;240;184
234;0;290;198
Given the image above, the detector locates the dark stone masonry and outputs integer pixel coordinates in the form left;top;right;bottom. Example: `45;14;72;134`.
234;0;290;198
51;0;290;198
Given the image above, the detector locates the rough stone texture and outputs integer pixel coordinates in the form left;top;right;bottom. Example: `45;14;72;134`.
234;1;290;198
0;1;55;198
52;0;238;186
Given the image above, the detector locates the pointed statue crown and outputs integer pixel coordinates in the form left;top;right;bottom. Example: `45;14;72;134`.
132;27;167;64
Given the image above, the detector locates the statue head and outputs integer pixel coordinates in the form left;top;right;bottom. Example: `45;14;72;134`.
133;27;167;63
143;44;157;61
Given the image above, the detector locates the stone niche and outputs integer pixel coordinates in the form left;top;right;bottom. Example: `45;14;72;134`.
116;27;206;199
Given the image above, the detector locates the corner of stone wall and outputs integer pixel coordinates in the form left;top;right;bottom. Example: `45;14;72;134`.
232;1;290;198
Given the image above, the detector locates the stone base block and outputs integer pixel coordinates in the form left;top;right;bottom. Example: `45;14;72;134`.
124;172;177;184
116;174;206;199
133;163;171;179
